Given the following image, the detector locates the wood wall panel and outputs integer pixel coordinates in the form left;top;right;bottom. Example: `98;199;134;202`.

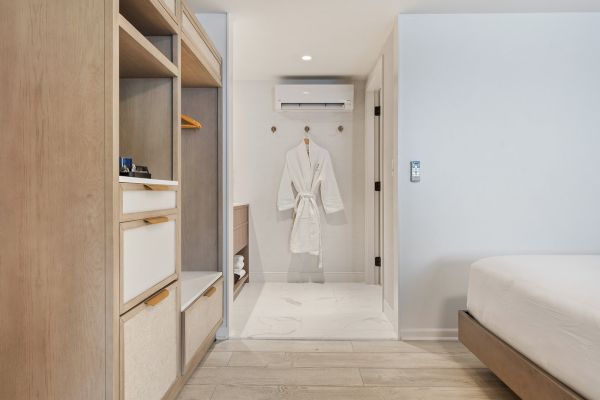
0;1;107;399
181;88;218;270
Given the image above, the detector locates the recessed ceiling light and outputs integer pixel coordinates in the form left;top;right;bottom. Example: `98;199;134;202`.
301;55;312;61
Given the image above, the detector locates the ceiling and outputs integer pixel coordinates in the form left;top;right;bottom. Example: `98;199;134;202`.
189;0;600;80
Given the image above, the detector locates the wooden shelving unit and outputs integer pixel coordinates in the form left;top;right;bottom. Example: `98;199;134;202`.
120;0;178;35
232;204;249;301
233;273;249;300
119;15;178;78
4;1;225;399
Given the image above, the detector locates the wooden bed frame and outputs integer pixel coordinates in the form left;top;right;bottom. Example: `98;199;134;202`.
458;311;584;400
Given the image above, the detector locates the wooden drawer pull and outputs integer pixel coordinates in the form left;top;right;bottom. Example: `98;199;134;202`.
144;289;169;306
143;184;171;191
143;216;169;224
204;286;217;297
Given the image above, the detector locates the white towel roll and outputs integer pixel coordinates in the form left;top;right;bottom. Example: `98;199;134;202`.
234;269;247;279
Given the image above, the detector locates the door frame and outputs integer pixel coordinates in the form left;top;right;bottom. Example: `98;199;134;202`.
364;57;383;286
364;55;399;338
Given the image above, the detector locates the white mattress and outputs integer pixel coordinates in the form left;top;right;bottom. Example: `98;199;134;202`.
467;255;600;400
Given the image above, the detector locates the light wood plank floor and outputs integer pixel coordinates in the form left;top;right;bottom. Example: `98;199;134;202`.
176;340;518;400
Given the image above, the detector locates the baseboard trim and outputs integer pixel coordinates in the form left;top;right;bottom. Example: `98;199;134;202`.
250;271;365;283
400;328;458;341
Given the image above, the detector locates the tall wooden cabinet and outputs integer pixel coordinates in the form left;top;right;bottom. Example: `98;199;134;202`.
0;1;224;399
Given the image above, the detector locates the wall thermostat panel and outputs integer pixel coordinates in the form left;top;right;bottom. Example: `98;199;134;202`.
410;161;421;182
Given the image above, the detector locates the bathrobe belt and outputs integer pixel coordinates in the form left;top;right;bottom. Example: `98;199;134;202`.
293;192;323;269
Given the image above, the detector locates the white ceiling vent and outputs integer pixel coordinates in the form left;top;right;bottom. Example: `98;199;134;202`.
275;84;354;112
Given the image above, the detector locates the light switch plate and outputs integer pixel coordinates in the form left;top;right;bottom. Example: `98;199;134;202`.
410;161;420;182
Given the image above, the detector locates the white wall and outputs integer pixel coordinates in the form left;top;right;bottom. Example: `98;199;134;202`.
396;13;600;339
233;80;366;282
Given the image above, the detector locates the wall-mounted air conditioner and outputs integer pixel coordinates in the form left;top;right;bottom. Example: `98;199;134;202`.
274;84;354;112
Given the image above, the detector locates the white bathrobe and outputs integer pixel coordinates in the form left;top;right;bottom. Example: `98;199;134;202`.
277;140;344;266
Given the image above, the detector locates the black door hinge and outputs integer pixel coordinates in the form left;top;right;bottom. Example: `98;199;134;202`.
375;257;382;267
374;181;381;192
374;106;381;116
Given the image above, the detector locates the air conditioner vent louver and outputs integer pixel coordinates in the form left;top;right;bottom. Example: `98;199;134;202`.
275;84;354;112
280;103;346;111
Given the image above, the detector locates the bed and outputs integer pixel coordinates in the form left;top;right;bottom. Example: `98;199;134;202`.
459;255;600;400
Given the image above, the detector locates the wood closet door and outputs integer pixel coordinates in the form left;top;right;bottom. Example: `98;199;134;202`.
0;1;108;399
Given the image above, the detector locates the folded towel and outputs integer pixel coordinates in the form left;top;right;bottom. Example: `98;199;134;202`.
234;269;247;279
234;255;244;263
234;265;244;273
234;260;244;267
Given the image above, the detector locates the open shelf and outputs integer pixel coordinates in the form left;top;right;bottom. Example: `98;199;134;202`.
120;77;174;181
233;273;249;300
181;271;222;311
181;37;220;88
120;0;178;35
119;15;178;78
180;5;222;88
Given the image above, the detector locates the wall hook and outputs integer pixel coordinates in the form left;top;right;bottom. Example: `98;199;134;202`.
304;126;310;133
337;125;344;133
271;126;277;134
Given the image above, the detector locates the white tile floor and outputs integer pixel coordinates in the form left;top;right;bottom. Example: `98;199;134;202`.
231;282;397;340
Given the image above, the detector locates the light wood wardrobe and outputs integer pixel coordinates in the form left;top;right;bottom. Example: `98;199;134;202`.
0;1;224;399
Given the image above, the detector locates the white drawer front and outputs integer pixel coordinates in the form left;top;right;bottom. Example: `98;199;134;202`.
122;284;178;400
121;185;177;216
122;219;176;304
183;279;223;369
182;14;221;80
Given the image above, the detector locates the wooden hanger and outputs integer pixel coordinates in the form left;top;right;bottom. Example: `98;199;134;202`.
181;114;202;129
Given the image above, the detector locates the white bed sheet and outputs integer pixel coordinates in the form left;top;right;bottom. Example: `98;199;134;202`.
467;255;600;400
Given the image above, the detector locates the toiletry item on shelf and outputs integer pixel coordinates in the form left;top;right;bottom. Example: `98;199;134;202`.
120;157;133;174
130;165;151;179
119;157;152;178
